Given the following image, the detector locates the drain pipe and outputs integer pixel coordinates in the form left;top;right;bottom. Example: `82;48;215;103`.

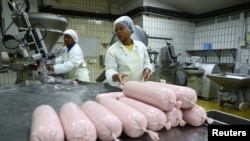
234;12;245;73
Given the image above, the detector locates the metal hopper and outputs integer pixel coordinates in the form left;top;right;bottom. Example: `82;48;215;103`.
206;73;250;90
206;73;250;111
12;12;69;52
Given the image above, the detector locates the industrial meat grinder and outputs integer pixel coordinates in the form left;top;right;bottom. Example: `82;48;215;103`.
207;73;250;111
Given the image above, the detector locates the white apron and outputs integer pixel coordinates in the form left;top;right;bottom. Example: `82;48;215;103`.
61;52;90;82
117;48;144;87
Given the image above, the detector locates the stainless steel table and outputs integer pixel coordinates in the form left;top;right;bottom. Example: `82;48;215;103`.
0;82;218;141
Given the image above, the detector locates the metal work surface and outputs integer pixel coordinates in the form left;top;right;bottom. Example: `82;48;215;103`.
119;125;208;141
1;82;209;141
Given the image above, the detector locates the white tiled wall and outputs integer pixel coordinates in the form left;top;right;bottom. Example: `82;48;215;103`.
194;21;238;50
193;17;240;64
193;15;250;65
0;70;17;86
1;0;250;86
143;15;195;65
55;17;114;82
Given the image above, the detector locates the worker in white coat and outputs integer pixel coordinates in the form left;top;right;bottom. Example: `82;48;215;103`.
105;16;154;88
46;29;90;82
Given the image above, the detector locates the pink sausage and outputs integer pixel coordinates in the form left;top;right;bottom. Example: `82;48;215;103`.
81;100;122;141
146;81;197;109
182;104;214;126
118;97;171;131
30;105;64;141
123;81;177;111
97;97;159;140
95;92;124;103
165;106;186;127
59;102;97;141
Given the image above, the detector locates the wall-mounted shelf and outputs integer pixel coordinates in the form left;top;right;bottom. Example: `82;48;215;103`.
186;48;237;63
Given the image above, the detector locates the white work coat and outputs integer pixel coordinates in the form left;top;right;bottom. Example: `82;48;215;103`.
53;44;89;82
105;40;154;88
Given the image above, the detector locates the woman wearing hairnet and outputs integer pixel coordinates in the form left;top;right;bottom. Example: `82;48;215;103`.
46;29;90;82
105;16;154;88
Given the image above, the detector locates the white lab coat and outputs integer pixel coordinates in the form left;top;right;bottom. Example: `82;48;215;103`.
53;44;90;82
105;40;154;88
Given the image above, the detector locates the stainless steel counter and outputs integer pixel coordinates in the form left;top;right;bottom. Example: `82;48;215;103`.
0;82;211;141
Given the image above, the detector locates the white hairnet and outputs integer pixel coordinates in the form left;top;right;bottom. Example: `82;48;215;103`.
63;29;79;42
114;16;134;33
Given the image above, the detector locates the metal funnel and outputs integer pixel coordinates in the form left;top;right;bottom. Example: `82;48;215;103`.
206;73;250;89
12;12;68;52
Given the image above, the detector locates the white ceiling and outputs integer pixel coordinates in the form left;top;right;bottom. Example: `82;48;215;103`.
157;0;250;15
111;0;250;15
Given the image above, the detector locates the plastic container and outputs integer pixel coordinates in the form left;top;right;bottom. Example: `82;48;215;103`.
204;43;212;50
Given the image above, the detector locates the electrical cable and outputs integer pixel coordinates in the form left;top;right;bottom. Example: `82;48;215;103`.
25;22;47;44
3;12;48;50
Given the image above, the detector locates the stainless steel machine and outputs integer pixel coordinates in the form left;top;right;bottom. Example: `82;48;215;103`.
0;0;68;84
207;73;250;111
181;56;221;100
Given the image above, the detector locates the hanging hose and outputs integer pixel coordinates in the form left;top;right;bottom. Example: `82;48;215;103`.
2;0;26;48
4;0;26;35
8;0;30;13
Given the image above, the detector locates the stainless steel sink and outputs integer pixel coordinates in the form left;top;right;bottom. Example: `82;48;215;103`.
206;73;250;89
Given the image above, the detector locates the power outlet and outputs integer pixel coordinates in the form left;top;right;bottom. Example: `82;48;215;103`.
88;59;97;64
246;33;250;41
239;41;246;47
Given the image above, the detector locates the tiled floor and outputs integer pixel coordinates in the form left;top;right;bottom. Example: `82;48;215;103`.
196;98;250;120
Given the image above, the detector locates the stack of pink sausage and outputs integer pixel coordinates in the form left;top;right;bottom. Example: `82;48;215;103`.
30;102;122;141
29;81;214;141
122;81;213;127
